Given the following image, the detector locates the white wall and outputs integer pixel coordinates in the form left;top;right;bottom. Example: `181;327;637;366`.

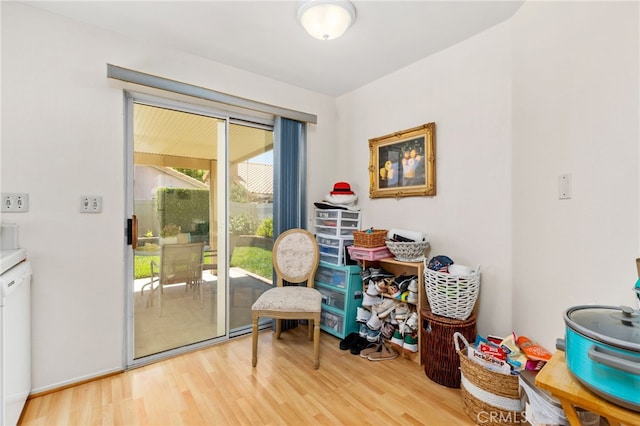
337;22;514;338
1;2;337;392
338;1;639;352
510;1;639;350
2;0;639;393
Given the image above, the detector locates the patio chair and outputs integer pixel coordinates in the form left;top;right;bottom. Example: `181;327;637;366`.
141;242;205;316
251;228;322;369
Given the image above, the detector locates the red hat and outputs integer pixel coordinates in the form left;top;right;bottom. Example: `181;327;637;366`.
330;182;354;195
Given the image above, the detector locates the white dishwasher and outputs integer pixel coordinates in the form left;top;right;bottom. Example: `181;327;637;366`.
0;247;31;426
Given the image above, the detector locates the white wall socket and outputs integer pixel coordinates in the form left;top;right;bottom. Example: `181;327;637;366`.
80;195;103;213
558;174;572;200
1;193;29;212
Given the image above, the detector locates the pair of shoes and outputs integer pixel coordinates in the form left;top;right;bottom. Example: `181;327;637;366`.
367;341;399;361
359;342;382;358
356;307;371;323
339;332;359;350
349;335;370;355
371;298;397;318
389;328;418;353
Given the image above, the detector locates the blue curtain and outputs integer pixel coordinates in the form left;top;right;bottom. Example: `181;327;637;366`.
273;117;307;235
273;117;307;331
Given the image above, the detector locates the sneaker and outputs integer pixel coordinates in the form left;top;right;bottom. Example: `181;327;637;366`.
395;275;412;293
405;311;419;331
374;279;387;294
365;281;380;296
396;291;410;301
389;310;398;325
394;303;410;320
380;322;396;340
386;282;401;298
366;328;381;342
403;333;419;352
359;323;369;338
391;329;404;347
370;267;393;280
360;268;372;281
408;277;418;292
362;293;383;307
371;298;398;318
407;291;418;304
356;307;372;323
366;313;382;330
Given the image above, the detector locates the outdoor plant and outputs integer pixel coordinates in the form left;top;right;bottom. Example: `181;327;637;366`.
160;223;181;238
229;213;259;236
256;217;273;238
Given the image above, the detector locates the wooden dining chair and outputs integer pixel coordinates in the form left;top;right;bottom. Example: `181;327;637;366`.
251;228;322;369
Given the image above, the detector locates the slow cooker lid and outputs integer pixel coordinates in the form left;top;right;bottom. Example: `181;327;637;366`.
566;305;640;349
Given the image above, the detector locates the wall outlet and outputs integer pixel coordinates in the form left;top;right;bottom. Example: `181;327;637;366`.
1;193;29;212
81;195;103;213
558;174;571;200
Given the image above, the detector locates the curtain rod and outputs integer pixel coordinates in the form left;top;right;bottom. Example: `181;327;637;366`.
107;64;318;124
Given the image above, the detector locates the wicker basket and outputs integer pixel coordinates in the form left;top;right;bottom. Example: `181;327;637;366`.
353;229;387;248
385;240;430;261
454;333;524;426
424;265;480;320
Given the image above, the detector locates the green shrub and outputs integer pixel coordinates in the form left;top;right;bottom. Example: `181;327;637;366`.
256;217;273;238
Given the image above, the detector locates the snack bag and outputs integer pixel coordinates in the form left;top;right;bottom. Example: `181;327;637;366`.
517;335;552;361
500;333;528;369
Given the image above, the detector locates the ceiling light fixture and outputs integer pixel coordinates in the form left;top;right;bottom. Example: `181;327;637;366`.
297;0;356;41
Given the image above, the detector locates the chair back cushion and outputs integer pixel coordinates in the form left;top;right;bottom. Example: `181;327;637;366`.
273;229;319;285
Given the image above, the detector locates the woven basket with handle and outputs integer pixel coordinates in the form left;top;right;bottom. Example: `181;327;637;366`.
454;333;524;426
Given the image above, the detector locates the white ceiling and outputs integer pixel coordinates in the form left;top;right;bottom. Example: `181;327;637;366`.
23;0;525;97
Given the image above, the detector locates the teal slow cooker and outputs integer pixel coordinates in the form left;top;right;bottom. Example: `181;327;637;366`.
556;305;640;412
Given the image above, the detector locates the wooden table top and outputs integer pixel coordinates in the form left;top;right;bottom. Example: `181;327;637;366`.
535;351;640;426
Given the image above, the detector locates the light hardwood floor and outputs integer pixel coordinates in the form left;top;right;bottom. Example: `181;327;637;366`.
20;328;477;425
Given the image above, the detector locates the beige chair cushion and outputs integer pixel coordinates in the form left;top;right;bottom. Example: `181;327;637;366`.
252;287;321;312
274;232;318;281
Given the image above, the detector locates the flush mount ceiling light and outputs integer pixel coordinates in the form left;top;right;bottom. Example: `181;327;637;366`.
297;0;356;41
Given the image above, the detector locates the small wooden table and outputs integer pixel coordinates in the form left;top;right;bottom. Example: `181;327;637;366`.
535;351;640;426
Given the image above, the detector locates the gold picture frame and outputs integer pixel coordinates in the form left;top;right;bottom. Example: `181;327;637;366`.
368;122;436;198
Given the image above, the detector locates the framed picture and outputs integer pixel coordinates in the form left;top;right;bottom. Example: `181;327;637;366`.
368;122;436;198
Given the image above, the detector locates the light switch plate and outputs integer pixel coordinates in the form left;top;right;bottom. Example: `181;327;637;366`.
80;195;103;213
1;193;29;212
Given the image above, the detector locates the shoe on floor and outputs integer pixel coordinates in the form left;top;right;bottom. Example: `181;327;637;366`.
367;342;399;361
339;332;359;350
350;335;370;355
359;342;382;358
